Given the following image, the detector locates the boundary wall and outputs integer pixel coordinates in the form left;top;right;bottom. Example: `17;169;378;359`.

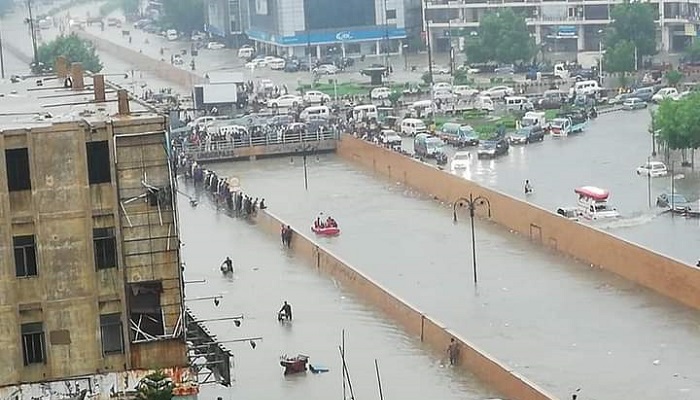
75;31;204;89
336;135;700;311
255;210;559;400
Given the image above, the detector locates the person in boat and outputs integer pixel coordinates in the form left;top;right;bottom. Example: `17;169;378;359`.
220;257;234;274
524;180;533;194
315;213;325;228
325;216;333;228
278;301;292;321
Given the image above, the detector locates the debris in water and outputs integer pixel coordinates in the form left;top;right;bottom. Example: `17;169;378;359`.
653;359;660;366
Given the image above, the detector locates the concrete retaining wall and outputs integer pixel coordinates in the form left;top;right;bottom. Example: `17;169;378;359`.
336;135;700;311
75;31;204;89
255;211;558;400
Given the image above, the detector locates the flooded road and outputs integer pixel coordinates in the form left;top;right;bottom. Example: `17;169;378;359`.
177;185;499;400
211;155;700;400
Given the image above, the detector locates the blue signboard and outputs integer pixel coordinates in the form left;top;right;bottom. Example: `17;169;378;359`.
246;27;407;46
557;25;577;37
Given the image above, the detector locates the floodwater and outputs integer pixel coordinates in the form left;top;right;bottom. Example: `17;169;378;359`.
209;155;700;400
177;186;498;400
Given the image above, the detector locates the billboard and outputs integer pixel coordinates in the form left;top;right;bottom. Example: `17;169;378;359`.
304;0;376;30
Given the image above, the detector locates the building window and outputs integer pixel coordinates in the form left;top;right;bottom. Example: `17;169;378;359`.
14;235;37;277
386;9;397;20
128;281;165;341
94;228;117;270
86;141;111;184
5;148;31;191
21;322;46;365
100;314;124;355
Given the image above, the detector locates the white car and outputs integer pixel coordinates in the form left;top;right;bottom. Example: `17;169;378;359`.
206;42;225;50
259;79;275;91
427;65;450;75
267;94;303;108
303;90;331;104
245;58;267;69
433;82;452;91
672;90;692;100
263;56;280;64
380;129;403;149
450;151;471;171
651;87;678;103
636;161;668;177
453;85;479;97
370;87;392;100
432;89;454;100
313;64;338;75
482;86;514;98
268;58;286;70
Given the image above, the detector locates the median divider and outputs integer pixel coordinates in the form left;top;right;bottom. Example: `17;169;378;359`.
336;135;700;311
254;210;558;400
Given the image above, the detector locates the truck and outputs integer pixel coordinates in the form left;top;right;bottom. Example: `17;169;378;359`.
525;63;569;81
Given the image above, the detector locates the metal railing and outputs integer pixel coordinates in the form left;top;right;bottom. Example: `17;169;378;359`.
182;129;339;159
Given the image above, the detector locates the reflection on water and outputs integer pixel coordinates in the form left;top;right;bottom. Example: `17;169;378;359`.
211;155;700;400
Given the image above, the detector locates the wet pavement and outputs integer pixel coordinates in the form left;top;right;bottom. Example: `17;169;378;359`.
176;183;499;400
211;155;700;400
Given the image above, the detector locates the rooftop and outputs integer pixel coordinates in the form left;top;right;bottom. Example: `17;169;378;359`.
0;66;157;132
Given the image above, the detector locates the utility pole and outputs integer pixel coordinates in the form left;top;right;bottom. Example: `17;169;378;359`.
0;20;5;79
27;0;39;69
421;0;433;84
383;0;390;69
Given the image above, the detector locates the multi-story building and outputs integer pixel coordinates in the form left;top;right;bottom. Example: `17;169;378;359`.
423;0;700;53
0;58;194;398
243;0;417;58
205;0;250;47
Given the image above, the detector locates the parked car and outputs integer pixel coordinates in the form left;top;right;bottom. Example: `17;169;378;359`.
428;65;450;75
267;58;286;70
245;58;267;69
433;82;453;91
380;129;402;150
477;135;509;158
657;192;693;213
494;65;515;75
370;87;392;100
636;160;668;177
450;151;472;170
608;93;634;105
313;64;339;75
482;85;514;98
652;87;678;103
267;94;302;108
509;126;545;144
303;90;331;104
206;41;225;50
622;97;648;110
432;89;454;101
453;85;479;97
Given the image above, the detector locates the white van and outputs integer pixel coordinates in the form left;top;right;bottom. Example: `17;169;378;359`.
573;80;600;96
299;105;330;122
352;104;378;121
238;46;255;59
475;96;494;112
166;29;178;41
504;96;533;111
400;118;428;136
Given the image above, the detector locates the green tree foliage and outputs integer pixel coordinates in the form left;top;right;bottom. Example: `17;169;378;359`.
161;0;204;34
36;33;103;73
603;40;635;74
135;371;173;400
665;70;683;87
653;93;700;150
464;9;535;65
605;2;657;62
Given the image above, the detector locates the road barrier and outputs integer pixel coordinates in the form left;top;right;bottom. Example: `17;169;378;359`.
254;210;559;400
336;135;700;311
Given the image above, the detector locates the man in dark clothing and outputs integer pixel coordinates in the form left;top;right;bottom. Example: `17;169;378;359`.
278;301;292;321
221;257;233;274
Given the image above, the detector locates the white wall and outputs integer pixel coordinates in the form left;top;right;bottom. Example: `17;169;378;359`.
278;0;306;36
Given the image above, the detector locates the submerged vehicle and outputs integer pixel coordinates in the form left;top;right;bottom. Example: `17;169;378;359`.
575;186;620;220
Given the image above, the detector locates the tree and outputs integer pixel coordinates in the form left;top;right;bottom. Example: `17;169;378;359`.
665;70;683;87
161;0;204;34
135;371;173;400
605;2;657;67
464;9;535;65
603;40;635;74
36;33;103;73
653;93;700;151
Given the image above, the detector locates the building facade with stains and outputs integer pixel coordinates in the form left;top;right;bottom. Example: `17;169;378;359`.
0;59;191;398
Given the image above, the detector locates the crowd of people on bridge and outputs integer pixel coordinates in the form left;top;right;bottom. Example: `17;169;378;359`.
177;155;266;218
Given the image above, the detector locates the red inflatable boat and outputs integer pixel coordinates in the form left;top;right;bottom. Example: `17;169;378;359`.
311;225;340;236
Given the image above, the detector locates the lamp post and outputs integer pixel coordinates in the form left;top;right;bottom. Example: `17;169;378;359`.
292;144;317;190
452;194;492;284
647;156;652;208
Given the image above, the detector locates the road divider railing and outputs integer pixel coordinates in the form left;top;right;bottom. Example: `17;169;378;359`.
253;209;559;400
336;134;700;312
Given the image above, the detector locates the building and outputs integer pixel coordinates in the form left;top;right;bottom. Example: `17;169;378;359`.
244;0;416;58
423;0;700;53
205;0;250;47
0;58;204;398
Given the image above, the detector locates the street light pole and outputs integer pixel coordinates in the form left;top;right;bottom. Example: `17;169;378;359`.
294;144;316;191
647;156;652;208
453;194;492;284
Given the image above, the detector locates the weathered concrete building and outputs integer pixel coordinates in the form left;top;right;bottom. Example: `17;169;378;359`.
0;59;190;395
